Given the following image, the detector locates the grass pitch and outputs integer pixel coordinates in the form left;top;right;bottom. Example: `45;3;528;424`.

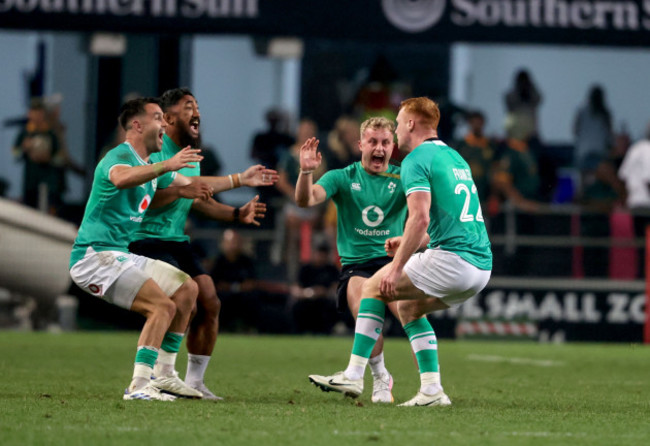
0;332;648;446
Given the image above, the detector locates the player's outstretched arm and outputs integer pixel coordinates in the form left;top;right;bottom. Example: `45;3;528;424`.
240;165;279;187
110;147;203;189
150;175;213;209
199;165;279;194
191;195;266;226
295;137;327;207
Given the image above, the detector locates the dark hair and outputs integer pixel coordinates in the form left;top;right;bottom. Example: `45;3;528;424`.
514;69;535;102
467;110;485;121
118;97;161;130
588;85;609;118
159;87;194;112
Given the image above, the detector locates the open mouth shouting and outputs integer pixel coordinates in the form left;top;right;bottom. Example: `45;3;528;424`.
370;152;386;170
189;117;200;138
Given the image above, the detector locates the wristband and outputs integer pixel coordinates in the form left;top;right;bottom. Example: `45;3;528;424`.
300;169;314;175
233;207;240;222
152;162;165;177
234;173;242;188
228;174;234;189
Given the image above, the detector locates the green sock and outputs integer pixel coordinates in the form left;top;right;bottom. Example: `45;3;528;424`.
135;345;158;368
131;346;158;391
345;298;385;380
404;318;439;373
155;332;184;377
161;332;184;353
404;318;441;394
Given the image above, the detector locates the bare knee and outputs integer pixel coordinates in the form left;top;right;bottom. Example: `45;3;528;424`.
397;300;426;326
397;298;447;325
153;298;176;324
198;289;221;320
360;280;385;302
174;279;199;316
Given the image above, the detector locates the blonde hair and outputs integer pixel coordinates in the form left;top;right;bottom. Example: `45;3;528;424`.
400;97;440;130
360;116;395;137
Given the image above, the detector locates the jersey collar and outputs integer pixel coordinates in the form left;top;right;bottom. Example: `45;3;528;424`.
124;142;148;166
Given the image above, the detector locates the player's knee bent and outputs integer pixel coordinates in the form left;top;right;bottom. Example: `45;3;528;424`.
397;300;427;325
154;298;177;325
175;279;199;316
360;280;383;301
199;291;220;320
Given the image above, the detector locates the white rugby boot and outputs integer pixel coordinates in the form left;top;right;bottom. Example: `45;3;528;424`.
398;390;452;407
371;372;394;403
151;371;203;399
308;371;363;398
123;384;177;401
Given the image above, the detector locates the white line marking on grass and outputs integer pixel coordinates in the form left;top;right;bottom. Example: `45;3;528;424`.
333;430;381;436
467;354;565;367
507;432;586;438
579;380;646;386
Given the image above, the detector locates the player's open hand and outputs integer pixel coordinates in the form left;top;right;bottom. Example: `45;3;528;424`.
241;165;279;187
238;195;267;226
299;137;322;172
384;236;402;257
179;179;213;201
167;146;203;171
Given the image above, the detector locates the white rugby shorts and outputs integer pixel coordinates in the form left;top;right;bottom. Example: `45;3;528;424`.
70;247;189;309
404;248;491;307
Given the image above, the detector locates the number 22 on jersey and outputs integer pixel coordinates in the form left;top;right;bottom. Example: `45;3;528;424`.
455;183;484;223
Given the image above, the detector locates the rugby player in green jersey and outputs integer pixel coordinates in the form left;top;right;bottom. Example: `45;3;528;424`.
129;88;277;400
309;97;492;407
297;117;407;403
70;97;213;401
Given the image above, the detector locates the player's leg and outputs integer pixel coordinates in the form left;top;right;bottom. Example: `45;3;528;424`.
70;250;177;401
395;298;452;407
346;276;394;403
344;265;427;378
152;278;197;378
127;278;179;400
128;242;215;398
396;249;491;407
184;274;223;400
134;257;203;398
309;263;418;397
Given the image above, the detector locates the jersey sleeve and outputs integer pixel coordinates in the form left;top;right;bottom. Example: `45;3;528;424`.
157;171;177;189
401;152;431;196
316;169;343;199
101;147;137;181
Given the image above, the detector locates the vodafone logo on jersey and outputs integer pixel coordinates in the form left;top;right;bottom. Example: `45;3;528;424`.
139;194;151;213
362;205;385;228
382;0;446;33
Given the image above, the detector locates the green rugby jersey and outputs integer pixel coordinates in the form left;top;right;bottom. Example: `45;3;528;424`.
401;139;492;270
70;143;176;267
317;162;407;265
133;134;200;243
